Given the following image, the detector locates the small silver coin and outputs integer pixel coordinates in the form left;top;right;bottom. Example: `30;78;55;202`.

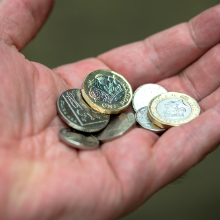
57;89;110;132
132;84;168;112
59;128;99;150
94;112;136;142
135;106;165;133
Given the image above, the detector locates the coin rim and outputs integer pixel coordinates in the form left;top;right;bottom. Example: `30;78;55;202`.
132;84;168;112
57;89;110;132
82;69;133;114
148;92;200;129
59;128;100;150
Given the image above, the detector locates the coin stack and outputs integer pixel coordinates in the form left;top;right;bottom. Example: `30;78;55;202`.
57;69;201;150
133;84;200;133
57;69;135;150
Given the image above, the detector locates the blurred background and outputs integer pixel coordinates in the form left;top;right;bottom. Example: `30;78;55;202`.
22;1;220;219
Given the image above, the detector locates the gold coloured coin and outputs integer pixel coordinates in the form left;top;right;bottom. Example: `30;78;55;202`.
148;92;200;129
82;69;133;114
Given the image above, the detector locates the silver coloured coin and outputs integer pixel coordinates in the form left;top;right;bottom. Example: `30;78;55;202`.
135;106;165;133
57;89;110;132
157;98;192;120
132;84;168;112
94;112;136;142
59;128;99;150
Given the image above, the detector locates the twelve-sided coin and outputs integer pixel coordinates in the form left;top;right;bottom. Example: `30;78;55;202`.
82;69;133;114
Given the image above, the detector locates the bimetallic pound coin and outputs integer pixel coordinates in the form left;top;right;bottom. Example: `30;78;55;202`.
57;89;110;132
148;92;200;129
82;69;133;114
135;106;165;133
59;128;99;150
94;112;136;142
132;84;168;112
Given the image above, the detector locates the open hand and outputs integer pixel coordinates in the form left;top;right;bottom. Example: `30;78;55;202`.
1;1;220;219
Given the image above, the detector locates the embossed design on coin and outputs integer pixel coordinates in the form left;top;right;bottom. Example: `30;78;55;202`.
157;99;191;120
89;76;125;104
135;106;165;133
132;84;167;112
94;112;136;142
82;69;133;114
57;89;110;132
59;128;99;150
148;92;200;129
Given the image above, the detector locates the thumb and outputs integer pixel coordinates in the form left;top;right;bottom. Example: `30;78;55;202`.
0;0;54;50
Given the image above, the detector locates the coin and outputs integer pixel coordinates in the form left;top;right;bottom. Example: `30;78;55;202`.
57;89;110;132
94;112;136;142
135;106;165;133
82;69;133;114
148;92;200;129
132;84;168;112
59;128;99;150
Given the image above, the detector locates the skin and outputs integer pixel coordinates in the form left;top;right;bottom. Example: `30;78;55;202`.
0;1;220;219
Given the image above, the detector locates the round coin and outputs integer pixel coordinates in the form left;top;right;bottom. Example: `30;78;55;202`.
59;128;99;150
94;112;136;142
135;106;165;133
57;89;110;132
132;84;168;112
82;69;133;114
148;92;200;129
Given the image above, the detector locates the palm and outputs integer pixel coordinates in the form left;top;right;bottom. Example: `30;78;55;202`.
1;1;220;220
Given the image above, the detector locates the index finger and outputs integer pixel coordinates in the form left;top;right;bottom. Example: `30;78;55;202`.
98;4;220;90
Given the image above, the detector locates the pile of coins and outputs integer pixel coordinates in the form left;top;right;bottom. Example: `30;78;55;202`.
57;69;200;150
57;69;135;150
133;84;200;133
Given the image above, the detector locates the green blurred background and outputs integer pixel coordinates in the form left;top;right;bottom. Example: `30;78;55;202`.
22;1;220;219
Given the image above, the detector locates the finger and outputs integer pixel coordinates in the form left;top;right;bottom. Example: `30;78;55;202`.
158;44;220;104
98;4;220;90
153;102;220;190
199;87;220;111
0;0;54;50
53;58;110;88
